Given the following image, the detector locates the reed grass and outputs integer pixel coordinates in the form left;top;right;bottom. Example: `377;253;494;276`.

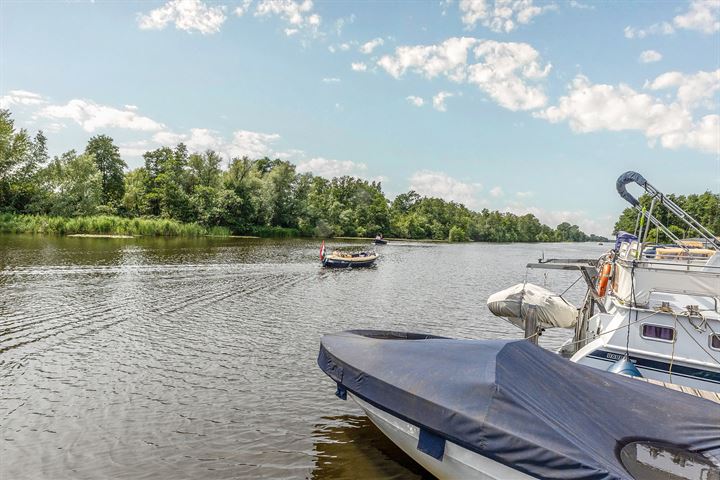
0;214;231;237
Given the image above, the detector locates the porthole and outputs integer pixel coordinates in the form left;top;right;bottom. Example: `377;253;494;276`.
641;324;676;343
710;334;720;351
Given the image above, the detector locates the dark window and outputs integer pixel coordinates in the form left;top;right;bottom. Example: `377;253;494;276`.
641;324;675;342
711;334;720;350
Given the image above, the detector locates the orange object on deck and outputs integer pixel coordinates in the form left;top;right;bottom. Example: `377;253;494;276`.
597;262;612;296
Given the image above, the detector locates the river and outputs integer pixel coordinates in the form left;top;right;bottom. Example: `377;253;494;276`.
0;235;608;479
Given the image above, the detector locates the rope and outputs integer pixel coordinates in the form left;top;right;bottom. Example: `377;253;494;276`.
669;313;678;383
626;262;636;356
524;330;540;341
561;309;661;349
675;312;720;366
559;275;583;298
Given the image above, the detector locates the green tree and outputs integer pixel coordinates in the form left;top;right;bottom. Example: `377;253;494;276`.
122;168;149;216
33;150;102;216
85;135;126;207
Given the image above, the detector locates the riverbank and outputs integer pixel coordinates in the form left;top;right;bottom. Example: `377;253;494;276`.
0;214;611;242
0;214;230;237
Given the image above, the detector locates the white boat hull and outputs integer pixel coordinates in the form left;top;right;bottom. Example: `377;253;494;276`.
349;393;534;480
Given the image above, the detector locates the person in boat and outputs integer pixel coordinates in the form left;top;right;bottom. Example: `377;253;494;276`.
375;233;383;240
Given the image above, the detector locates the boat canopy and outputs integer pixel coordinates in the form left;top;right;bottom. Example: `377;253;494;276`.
318;330;720;480
486;282;578;329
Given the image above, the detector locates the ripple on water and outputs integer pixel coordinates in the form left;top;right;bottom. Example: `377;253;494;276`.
0;235;607;479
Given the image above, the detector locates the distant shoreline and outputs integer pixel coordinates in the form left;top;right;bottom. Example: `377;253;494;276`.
0;214;610;243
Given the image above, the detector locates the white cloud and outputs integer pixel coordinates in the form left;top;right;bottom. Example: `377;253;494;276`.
409;170;481;207
255;0;321;36
322;77;341;83
44;122;66;133
153;131;187;145
229;130;281;158
459;0;557;33
377;37;551;111
333;14;355;36
118;140;152;159
0;90;46;108
432;91;454;111
296;157;368;178
359;37;384;54
489;186;503;197
673;0;720;34
624;22;674;39
568;0;594;9
625;1;719;39
535;72;720;154
137;0;226;34
151;128;280;159
406;95;425;107
351;62;368;72
234;0;253;16
639;50;662;63
647;69;720;108
329;42;354;53
516;190;533;198
39;99;164;132
124;104;139;111
504;204;613;236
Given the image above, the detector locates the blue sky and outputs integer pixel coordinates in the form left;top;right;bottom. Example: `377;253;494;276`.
2;0;719;235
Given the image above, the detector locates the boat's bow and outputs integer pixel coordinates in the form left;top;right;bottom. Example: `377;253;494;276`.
318;330;720;479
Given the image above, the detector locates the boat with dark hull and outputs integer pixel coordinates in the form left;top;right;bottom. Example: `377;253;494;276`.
319;241;378;268
322;252;378;268
318;330;720;479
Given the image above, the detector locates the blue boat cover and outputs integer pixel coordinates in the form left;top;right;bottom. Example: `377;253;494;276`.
317;330;720;480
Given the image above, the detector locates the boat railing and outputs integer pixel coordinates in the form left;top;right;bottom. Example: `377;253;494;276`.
616;257;720;272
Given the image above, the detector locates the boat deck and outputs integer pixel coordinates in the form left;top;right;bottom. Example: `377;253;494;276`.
633;376;720;405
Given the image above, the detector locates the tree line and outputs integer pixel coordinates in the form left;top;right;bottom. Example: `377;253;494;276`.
613;191;719;241
1;109;609;241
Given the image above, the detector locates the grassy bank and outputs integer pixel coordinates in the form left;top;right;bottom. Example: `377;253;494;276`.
0;214;230;237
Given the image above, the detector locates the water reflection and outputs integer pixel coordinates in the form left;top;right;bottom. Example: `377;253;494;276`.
311;415;433;480
620;442;720;480
0;234;608;478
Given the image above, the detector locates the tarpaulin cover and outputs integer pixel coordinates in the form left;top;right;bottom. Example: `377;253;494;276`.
317;330;720;480
486;283;578;329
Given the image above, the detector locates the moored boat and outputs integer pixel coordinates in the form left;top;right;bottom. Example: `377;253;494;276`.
318;330;720;479
487;171;720;393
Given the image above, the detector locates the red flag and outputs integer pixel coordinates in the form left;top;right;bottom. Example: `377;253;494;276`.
320;240;326;260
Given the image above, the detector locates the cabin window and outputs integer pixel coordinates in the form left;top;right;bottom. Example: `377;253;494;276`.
711;334;720;351
641;324;675;342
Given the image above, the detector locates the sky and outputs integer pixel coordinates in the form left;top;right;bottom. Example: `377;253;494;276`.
1;0;719;236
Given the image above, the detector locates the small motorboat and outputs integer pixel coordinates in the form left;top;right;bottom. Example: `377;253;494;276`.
318;330;720;480
320;241;378;268
373;234;388;245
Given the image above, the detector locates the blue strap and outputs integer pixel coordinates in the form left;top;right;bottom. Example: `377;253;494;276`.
335;383;347;400
417;428;445;461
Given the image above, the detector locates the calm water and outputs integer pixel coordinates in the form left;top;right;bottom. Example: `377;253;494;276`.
0;235;607;479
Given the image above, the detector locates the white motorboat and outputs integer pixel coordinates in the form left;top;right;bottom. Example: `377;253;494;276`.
491;171;720;393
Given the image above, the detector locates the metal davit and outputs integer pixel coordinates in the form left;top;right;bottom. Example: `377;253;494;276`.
616;170;720;249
